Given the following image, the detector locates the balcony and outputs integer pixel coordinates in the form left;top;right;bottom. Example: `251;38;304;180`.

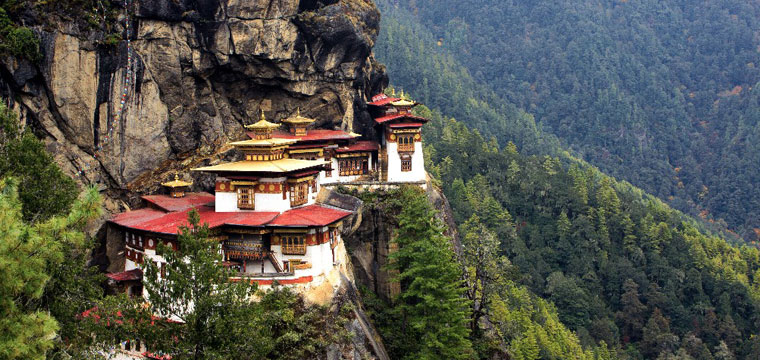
282;244;307;255
397;143;415;152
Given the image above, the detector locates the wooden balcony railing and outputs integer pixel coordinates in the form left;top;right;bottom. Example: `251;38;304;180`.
398;144;415;152
282;244;307;255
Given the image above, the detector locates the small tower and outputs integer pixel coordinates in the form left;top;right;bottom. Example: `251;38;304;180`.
282;108;316;137
246;111;280;140
161;174;192;198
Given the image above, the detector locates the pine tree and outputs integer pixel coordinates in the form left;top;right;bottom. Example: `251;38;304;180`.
0;102;77;222
389;186;474;359
0;178;101;359
615;279;647;343
138;210;266;359
460;215;511;333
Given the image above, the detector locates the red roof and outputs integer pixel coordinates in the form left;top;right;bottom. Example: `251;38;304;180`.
253;129;356;143
110;205;279;235
335;140;379;153
110;203;350;234
142;192;215;212
368;94;401;106
111;208;168;228
373;113;429;124
388;122;424;129
268;205;352;227
106;269;143;282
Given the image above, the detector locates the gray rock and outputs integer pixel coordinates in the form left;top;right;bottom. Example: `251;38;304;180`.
0;0;385;205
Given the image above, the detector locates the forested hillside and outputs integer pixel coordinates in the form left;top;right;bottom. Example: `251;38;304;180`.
374;0;760;242
419;103;760;359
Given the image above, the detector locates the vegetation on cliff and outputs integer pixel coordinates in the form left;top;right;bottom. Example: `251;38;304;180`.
0;102;77;223
420;103;760;359
356;187;606;359
0;178;102;359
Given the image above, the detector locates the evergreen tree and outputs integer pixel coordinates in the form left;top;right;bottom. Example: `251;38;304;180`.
0;178;101;359
136;210;266;358
0;102;77;222
388;186;474;359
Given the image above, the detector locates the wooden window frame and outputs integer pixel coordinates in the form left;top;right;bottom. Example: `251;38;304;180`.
289;182;308;207
237;186;255;209
339;156;369;176
397;134;415;152
401;158;412;172
281;235;306;255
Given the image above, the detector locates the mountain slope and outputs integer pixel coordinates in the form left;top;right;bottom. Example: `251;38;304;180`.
419;104;760;359
375;0;760;241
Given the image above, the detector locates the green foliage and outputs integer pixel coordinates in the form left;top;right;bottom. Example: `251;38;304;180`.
387;186;474;359
421;107;760;358
357;187;474;359
0;178;102;359
88;211;349;359
0;102;78;222
375;0;760;241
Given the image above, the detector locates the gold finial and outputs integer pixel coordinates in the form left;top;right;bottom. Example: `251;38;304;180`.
174;173;179;181
391;88;396;96
296;107;301;116
260;110;266;122
400;89;405;99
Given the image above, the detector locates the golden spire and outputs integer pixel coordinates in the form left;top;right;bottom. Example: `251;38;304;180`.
282;107;316;125
245;110;280;130
161;173;193;188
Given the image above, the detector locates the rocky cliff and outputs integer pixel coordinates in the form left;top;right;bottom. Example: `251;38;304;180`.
1;0;386;212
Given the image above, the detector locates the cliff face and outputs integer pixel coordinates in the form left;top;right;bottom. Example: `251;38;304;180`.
340;182;462;302
1;0;386;210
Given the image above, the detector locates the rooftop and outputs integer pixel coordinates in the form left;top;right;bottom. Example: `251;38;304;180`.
110;204;352;235
282;108;316;125
268;204;353;227
143;192;214;212
230;138;297;148
106;269;143;282
193;159;327;174
262;129;360;142
245;112;280;130
368;94;401;106
161;174;193;188
335;140;380;153
374;113;430;125
388;122;425;129
390;99;417;107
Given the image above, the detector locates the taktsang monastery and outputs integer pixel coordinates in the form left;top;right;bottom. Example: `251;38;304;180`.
105;94;429;300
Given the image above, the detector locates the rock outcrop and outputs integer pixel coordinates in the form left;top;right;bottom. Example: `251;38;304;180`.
0;0;387;212
342;181;461;302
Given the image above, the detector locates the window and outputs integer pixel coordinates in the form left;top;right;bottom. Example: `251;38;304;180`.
401;159;412;172
289;182;308;206
397;134;415;152
281;235;306;255
237;186;255;209
339;157;369;176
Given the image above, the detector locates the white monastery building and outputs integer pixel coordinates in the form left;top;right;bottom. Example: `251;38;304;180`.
105;94;430;300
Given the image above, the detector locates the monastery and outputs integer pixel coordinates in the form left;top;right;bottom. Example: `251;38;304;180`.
105;94;429;300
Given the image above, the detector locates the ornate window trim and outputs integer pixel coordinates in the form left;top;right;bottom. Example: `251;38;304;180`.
237;186;255;209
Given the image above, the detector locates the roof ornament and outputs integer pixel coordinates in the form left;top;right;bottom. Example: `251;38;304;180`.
161;173;193;197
